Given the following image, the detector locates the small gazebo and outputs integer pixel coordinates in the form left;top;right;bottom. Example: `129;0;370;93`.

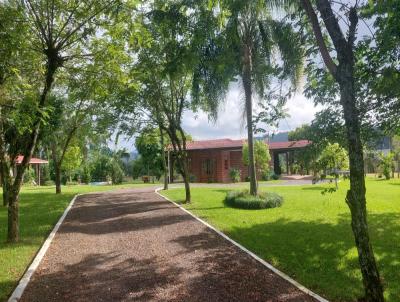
15;155;49;185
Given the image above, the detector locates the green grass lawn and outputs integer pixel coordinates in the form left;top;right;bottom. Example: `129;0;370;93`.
0;183;156;302
162;178;400;302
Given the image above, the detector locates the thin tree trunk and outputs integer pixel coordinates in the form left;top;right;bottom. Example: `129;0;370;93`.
51;143;62;194
1;162;11;206
55;164;62;194
340;74;384;302
178;127;191;203
180;161;191;203
7;189;19;242
301;1;385;299
242;43;257;196
160;128;168;190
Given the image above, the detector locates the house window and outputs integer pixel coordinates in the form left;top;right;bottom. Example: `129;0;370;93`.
224;159;228;170
202;159;215;175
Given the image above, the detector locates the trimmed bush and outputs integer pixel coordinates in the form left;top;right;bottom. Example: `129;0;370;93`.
225;190;283;209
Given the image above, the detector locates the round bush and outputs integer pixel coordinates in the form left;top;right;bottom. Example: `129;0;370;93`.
225;190;283;209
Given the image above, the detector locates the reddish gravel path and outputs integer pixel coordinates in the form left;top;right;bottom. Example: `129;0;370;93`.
19;188;317;302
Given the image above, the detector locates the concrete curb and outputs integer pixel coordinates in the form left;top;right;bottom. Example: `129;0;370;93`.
8;194;80;302
155;187;329;302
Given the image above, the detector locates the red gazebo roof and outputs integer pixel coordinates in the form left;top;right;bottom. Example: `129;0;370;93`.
16;155;49;164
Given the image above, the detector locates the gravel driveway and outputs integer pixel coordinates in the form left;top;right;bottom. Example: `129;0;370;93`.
19;187;317;302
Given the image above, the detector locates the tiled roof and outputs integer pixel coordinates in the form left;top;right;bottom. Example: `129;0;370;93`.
268;140;311;150
185;139;245;150
184;138;311;151
16;155;49;164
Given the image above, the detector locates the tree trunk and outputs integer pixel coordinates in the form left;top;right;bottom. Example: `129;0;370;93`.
55;164;62;194
177;129;191;203
51;143;62;194
1;164;11;206
242;43;257;196
180;162;191;203
160;128;168;190
339;65;384;302
301;1;385;299
7;189;19;242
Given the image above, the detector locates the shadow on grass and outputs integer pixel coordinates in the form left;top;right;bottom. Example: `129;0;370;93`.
0;280;17;302
0;191;76;243
301;186;331;191
222;212;400;302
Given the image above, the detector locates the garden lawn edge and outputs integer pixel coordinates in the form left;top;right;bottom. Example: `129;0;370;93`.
155;187;330;302
7;194;80;302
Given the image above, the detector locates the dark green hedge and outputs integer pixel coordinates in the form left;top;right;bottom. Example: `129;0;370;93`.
225;190;284;209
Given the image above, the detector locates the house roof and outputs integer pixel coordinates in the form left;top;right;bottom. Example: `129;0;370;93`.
16;155;49;164
183;138;311;151
185;139;245;150
268;140;311;150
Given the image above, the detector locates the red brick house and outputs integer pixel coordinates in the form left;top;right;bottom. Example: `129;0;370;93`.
178;138;310;183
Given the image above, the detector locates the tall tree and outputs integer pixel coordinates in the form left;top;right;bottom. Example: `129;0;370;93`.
300;1;384;300
1;0;118;242
192;1;303;196
116;1;206;202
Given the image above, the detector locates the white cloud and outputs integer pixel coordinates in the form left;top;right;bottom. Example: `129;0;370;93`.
182;83;322;140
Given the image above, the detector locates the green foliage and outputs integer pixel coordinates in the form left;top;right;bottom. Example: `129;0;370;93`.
317;143;349;175
108;160;124;185
88;150;126;184
43;180;55;186
131;157;145;179
379;152;394;180
242;141;271;175
271;173;280;180
135;128;164;179
229;168;241;183
225;190;283;210
81;165;92;184
23;168;36;185
61;146;83;180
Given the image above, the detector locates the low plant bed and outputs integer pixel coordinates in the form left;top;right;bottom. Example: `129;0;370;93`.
225;190;283;209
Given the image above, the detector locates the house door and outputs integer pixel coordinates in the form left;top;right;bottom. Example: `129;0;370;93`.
201;158;216;182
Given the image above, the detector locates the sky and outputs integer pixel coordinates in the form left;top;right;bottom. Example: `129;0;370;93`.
114;82;322;152
182;82;321;141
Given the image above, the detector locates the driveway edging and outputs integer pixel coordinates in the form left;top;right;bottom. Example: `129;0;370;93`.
155;187;329;302
8;194;80;302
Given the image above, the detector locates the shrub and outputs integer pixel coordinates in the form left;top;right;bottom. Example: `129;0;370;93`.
23;168;36;184
81;165;92;184
229;168;241;183
245;176;250;182
109;160;124;184
261;171;270;181
44;180;55;186
271;173;280;180
225;190;283;209
66;181;79;186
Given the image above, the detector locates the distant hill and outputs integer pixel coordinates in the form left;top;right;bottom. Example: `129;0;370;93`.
257;132;289;143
